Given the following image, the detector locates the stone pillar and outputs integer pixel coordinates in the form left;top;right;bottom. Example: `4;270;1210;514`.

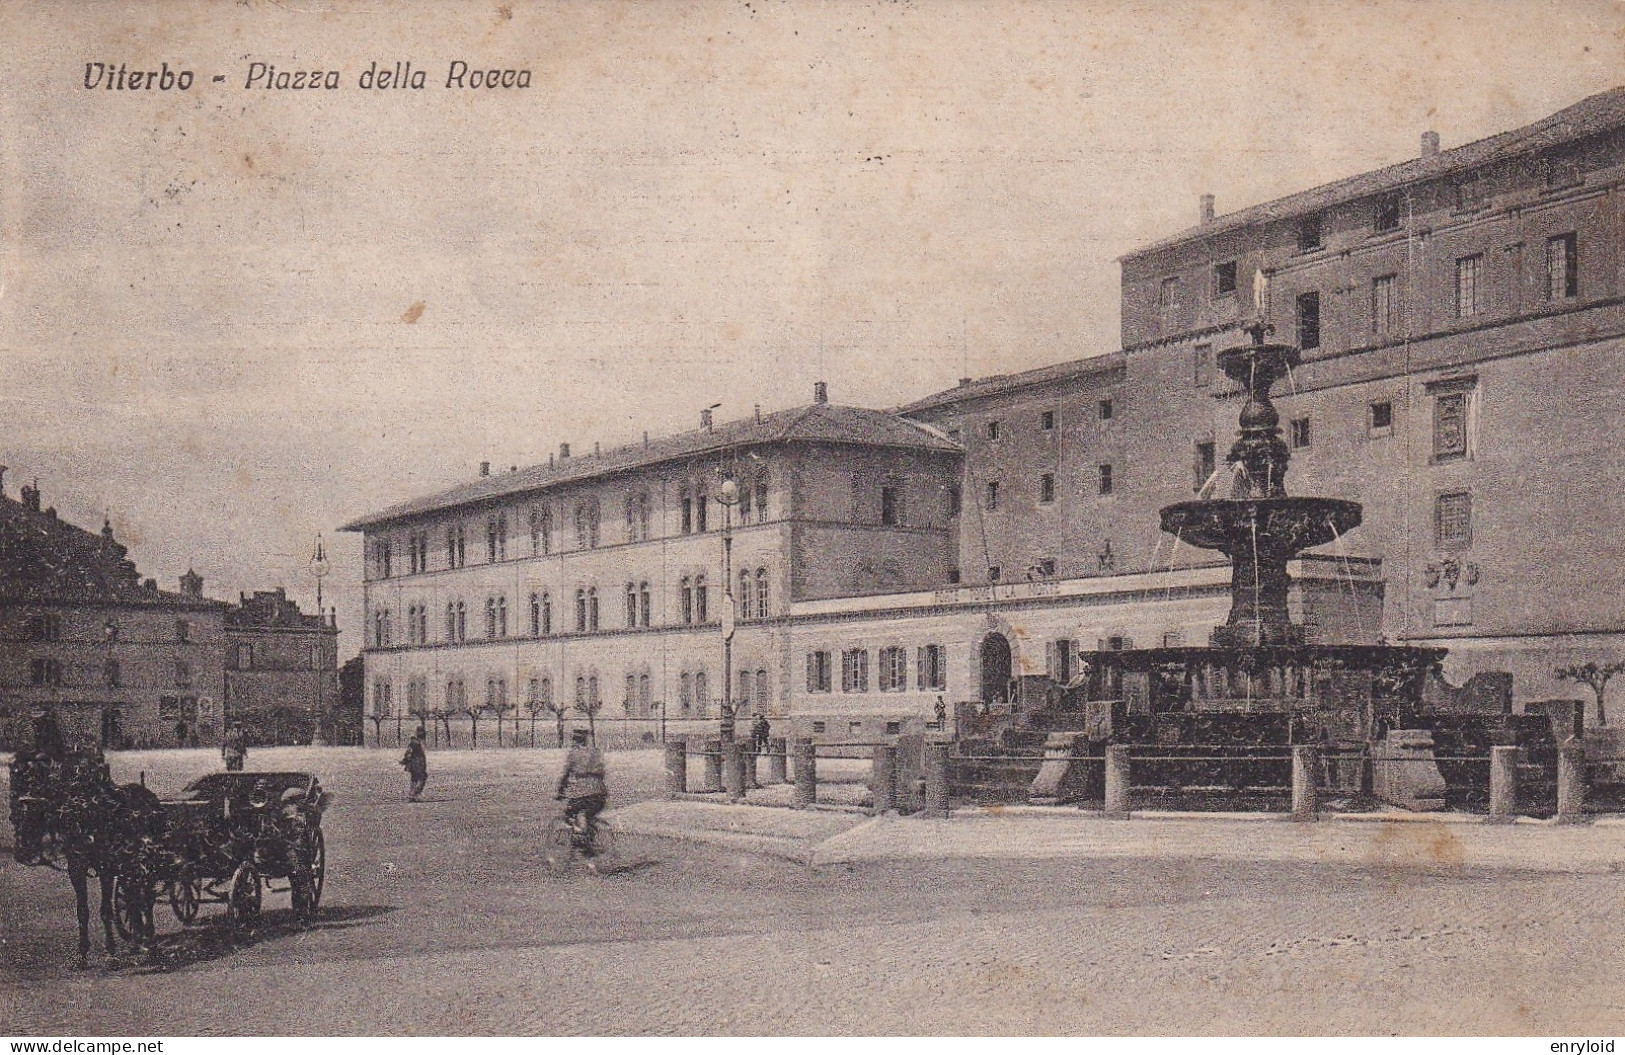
1557;743;1586;823
1291;744;1318;821
664;737;688;796
700;738;723;794
766;736;788;784
1488;745;1519;822
792;738;817;809
871;743;897;815
1104;744;1131;818
723;740;745;803
921;739;950;818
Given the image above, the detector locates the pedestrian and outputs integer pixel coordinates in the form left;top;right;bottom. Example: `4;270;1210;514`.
556;728;609;856
751;713;771;754
222;722;247;771
933;695;948;730
401;726;428;801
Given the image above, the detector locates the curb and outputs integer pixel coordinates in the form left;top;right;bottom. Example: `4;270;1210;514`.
608;822;818;864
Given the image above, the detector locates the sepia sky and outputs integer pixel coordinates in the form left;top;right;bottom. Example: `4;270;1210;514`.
2;0;1622;654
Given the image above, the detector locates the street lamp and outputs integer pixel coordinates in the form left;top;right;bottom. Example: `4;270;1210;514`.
309;534;330;747
716;475;739;744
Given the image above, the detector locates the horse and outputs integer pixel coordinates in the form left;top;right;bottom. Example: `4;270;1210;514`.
9;751;164;967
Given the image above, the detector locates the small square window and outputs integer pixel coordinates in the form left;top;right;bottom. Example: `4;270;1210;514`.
1369;401;1393;435
988;565;1001;582
849;720;863;736
1546;233;1577;301
1298;215;1323;252
947;567;961;584
885;721;902;735
812;721;827;734
1374;195;1401;232
1036;557;1056;577
1040;410;1055;431
1039;473;1055;504
1098;398;1114;421
1213;261;1237;297
1290;417;1311;449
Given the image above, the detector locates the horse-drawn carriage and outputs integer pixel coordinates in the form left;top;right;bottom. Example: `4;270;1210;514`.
8;751;330;965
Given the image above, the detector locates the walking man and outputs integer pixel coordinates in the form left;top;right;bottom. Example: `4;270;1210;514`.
402;726;428;801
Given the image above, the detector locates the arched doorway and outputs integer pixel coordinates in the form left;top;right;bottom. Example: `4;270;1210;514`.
980;633;1013;706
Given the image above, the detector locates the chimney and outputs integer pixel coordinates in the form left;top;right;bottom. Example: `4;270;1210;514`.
754;404;762;424
1421;130;1440;157
813;381;829;405
1199;193;1215;224
479;461;490;478
143;578;157;592
559;442;571;460
643;431;649;449
0;465;7;497
180;569;203;598
701;408;714;432
594;441;600;456
958;378;973;388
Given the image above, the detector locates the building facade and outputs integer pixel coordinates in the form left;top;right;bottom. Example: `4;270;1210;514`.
0;480;227;750
350;86;1625;738
225;588;341;746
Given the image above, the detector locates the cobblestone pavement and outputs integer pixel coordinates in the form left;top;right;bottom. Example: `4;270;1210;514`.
5;747;1625;1035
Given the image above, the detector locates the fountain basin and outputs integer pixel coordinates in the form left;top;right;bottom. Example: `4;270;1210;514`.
1160;497;1362;554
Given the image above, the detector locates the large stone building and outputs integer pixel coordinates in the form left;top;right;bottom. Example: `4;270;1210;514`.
349;85;1625;740
0;479;226;750
225;588;341;747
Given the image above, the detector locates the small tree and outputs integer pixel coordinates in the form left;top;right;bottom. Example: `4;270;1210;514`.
575;685;603;744
463;702;483;749
542;694;568;748
369;712;386;747
490;696;514;748
1556;660;1625;726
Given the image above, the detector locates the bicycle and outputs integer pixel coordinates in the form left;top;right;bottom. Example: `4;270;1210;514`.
542;808;616;873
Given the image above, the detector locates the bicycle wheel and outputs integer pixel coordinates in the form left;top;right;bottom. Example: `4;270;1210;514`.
542;820;575;873
586;820;616;867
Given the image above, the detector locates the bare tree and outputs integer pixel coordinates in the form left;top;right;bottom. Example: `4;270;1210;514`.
463;702;483;748
1556;660;1625;726
542;693;568;748
489;696;514;748
574;685;604;744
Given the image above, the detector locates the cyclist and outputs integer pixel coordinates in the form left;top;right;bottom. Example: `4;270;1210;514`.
555;728;608;851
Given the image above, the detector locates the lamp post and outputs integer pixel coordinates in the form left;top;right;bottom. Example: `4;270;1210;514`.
716;475;739;744
309;535;330;747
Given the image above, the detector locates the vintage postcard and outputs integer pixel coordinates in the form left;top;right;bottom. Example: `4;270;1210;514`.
4;0;1625;1040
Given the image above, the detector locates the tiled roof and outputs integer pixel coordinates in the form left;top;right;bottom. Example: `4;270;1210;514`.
0;495;213;608
340;402;960;531
898;352;1126;415
1126;85;1625;260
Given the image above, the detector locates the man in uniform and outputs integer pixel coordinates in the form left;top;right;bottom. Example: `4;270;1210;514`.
555;728;608;850
401;727;428;801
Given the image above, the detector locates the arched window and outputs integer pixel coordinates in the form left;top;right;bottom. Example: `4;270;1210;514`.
695;491;709;533
639;581;651;627
587;587;599;631
588;674;600;708
626;582;638;628
740;477;753;524
694;670;708;717
530;593;540;637
680;672;693;715
624;674;636;715
695;574;708;623
739;569;753;619
756;568;769;618
755;473;769;521
638;673;651;716
497;596;507;637
574;588;587;633
542;592;552;635
446;601;456;641
484;597;497;638
456;601;466;642
680;576;693;624
575;676;586;709
756;668;769;711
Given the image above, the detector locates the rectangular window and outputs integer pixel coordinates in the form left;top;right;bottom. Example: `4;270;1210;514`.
985;481;999;511
986;420;1000;441
1039;473;1055;504
1455;255;1482;318
1546;233;1577;300
917;644;947;691
1296;291;1320;350
1193;343;1212;387
175;660;192;688
1098;464;1113;496
1436;492;1472;548
880;486;900;526
1545;155;1581;190
1298;214;1322;252
175;619;190;643
878;646;908;692
1456;177;1486;212
1369;400;1394;437
1374;195;1401;232
946;484;961;517
1098;398;1114;421
807;650;833;693
1433;392;1469;460
1213;260;1237;297
841;649;869;693
1040;409;1054;431
1290;417;1311;449
1036;557;1056;577
1050;638;1074;683
1371;274;1397;336
1158;276;1180;310
1194;441;1216;493
237;643;253;669
987;565;1001;582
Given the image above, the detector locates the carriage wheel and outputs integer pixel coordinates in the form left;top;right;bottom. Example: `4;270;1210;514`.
112;876;153;947
291;828;326;920
168;874;201;925
585;820;617;868
228;862;262;932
